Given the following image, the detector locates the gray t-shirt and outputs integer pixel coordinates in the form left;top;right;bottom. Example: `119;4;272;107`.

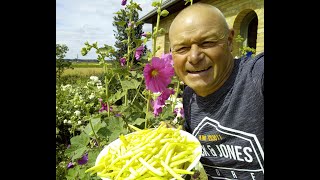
183;53;264;180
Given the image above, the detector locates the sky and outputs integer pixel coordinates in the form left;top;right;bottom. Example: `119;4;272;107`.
56;0;155;59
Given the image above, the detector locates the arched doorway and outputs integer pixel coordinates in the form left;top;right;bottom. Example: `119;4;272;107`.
240;11;258;50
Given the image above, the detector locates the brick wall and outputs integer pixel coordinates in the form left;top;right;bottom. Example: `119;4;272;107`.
152;0;264;57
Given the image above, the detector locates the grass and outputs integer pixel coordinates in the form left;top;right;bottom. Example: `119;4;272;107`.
63;67;103;76
60;67;105;85
71;62;101;68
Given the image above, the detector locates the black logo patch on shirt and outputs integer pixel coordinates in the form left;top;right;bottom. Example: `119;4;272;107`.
192;117;264;180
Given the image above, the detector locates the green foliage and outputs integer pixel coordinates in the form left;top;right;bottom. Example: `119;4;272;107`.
56;44;73;81
235;35;256;57
112;6;146;62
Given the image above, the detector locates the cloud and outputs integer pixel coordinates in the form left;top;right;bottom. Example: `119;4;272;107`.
56;0;154;59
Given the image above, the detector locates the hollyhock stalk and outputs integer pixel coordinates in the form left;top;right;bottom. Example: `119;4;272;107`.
85;105;100;147
103;63;111;116
126;0;135;70
152;0;163;57
145;91;151;129
125;0;134;106
172;80;180;112
145;0;164;128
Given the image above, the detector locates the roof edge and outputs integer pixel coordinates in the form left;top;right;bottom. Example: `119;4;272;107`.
139;0;180;24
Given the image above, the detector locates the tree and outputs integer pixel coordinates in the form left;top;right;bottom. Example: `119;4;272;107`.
56;44;72;80
112;6;147;64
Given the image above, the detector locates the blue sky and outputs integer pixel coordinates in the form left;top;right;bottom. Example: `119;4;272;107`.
56;0;154;59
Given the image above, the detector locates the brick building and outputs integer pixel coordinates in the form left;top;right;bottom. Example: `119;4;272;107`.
140;0;264;57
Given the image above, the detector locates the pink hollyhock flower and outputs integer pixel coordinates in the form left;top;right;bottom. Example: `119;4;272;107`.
174;107;184;119
77;153;88;165
121;0;127;6
120;57;126;66
159;88;175;104
67;162;74;169
161;52;173;67
151;99;163;117
135;45;144;60
99;98;112;112
143;57;175;93
151;88;175;117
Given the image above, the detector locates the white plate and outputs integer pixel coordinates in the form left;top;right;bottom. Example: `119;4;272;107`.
95;129;202;180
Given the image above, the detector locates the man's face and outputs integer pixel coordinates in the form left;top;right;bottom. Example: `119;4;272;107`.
170;10;234;97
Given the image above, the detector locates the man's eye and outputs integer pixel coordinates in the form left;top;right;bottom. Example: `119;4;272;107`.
176;47;189;54
201;41;216;48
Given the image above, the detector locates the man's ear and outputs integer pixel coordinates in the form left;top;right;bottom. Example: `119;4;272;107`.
228;28;235;52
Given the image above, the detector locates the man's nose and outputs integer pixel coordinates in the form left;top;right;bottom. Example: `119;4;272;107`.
188;44;204;64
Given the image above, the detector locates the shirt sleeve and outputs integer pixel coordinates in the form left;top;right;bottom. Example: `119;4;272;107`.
251;52;264;96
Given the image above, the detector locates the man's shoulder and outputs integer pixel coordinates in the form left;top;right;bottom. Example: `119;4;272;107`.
242;52;264;64
251;52;264;74
239;52;264;73
183;86;194;97
253;52;264;61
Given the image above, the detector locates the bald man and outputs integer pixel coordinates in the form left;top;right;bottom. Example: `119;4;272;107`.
169;3;264;180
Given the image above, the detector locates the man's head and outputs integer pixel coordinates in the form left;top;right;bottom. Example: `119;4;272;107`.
169;3;234;97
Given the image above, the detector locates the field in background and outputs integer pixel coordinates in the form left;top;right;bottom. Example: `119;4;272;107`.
70;62;101;68
63;67;103;76
62;61;104;76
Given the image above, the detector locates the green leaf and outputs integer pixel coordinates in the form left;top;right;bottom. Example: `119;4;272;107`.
132;2;142;11
65;133;90;160
115;21;126;27
93;42;98;48
160;105;175;120
145;111;154;121
87;149;101;167
97;127;109;139
71;147;87;161
133;39;144;47
129;71;136;77
66;166;80;180
106;117;127;143
81;47;87;56
160;9;169;17
135;21;143;26
83;117;106;137
70;133;90;147
98;47;109;55
114;10;123;15
120;79;141;90
152;1;160;7
158;28;166;35
105;128;120;143
109;90;126;104
143;38;149;45
133;118;146;126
